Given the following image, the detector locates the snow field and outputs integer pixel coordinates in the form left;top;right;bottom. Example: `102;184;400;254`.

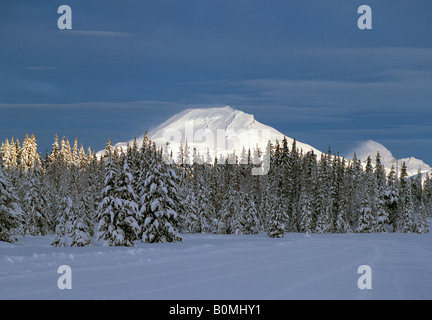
1;230;432;300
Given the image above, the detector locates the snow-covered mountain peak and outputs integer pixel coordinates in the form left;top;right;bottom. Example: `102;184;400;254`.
352;140;431;178
105;106;322;163
354;140;395;162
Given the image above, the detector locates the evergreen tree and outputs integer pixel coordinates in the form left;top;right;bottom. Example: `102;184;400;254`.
239;192;260;235
385;165;399;232
416;200;429;234
424;172;432;217
356;195;375;233
298;190;315;234
52;195;74;247
374;152;389;232
182;186;200;233
267;201;285;238
0;167;23;242
103;138;114;160
20;134;40;172
22;166;49;236
48;134;60;165
314;153;333;233
52;165;93;247
345;154;363;227
69;192;93;247
112;154;140;244
97;151;139;246
398;162;415;233
141;152;182;243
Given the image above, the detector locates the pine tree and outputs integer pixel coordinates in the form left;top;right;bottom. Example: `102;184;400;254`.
51;164;93;247
97;151;139;246
385;165;399;232
416;201;429;234
103;138;114;160
267;201;285;238
298;190;315;234
69;192;93;247
112;154;140;244
1;138;15;170
182;186;200;233
374;152;389;232
0;166;23;243
398;162;415;233
72;138;79;166
356;195;375;233
260;167;274;233
52;195;74;247
375;192;389;232
345;153;363;227
314;153;333;233
22;166;49;236
411;169;423;213
20;134;40;172
424;172;432;217
48;134;60;165
141;152;182;243
239;192;260;235
78;144;88;169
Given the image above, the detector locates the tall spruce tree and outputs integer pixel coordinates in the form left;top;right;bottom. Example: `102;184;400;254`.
398;162;415;233
141;149;182;243
0;166;23;243
97;150;139;246
374;152;389;232
22;166;49;236
416;200;429;234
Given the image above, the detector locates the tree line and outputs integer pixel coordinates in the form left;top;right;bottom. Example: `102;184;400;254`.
0;132;430;245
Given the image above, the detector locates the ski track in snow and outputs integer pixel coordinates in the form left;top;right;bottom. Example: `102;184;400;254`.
1;232;432;299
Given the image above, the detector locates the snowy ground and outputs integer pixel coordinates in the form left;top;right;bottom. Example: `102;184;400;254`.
1;227;432;300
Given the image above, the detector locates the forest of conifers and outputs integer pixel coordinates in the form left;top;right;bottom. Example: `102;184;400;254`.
0;132;430;246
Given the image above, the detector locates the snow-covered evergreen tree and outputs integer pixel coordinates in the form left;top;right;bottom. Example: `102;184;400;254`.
97;151;139;246
356;195;375;233
22;166;49;236
52;195;74;247
416;201;429;234
314;153;333;233
298;190;315;234
398;162;415;233
52;165;94;247
141;151;182;243
20;134;40;172
69;193;93;247
424;172;432;217
385;165;399;232
267;202;285;238
239;192;260;235
374;152;389;232
0;166;23;242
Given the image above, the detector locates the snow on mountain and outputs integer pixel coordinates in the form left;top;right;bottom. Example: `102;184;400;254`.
351;140;431;178
106;106;322;162
98;106;430;178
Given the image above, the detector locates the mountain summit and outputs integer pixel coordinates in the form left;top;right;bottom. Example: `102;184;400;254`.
351;140;431;177
101;107;431;177
109;106;322;162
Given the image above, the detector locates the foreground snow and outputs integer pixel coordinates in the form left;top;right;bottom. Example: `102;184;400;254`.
1;230;432;300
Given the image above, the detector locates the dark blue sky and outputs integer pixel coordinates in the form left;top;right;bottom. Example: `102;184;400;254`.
1;0;432;163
